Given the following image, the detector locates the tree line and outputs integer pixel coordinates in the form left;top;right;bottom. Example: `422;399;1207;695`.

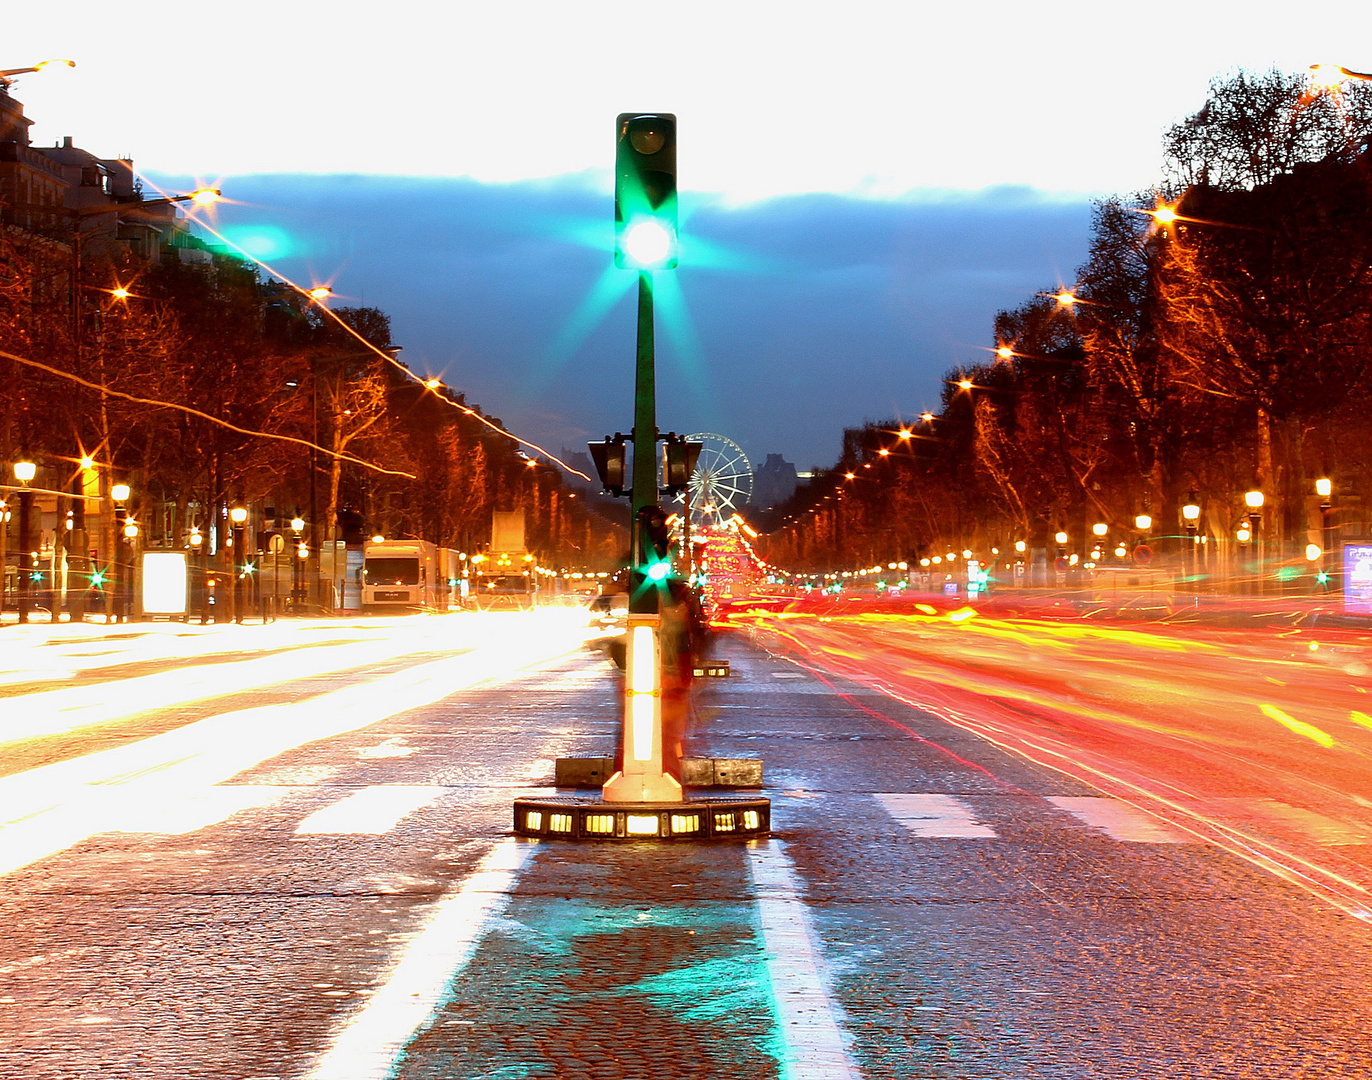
0;225;626;567
760;70;1372;583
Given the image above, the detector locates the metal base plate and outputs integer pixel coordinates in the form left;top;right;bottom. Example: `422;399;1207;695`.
513;795;770;841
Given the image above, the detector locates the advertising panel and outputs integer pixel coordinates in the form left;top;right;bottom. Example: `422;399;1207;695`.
142;551;188;616
1343;544;1372;614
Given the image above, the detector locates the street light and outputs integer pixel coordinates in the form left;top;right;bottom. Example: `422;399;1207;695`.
1182;495;1201;588
1316;477;1335;592
230;504;248;624
1244;490;1264;595
0;59;75;88
1092;522;1108;538
11;461;36;623
1134;514;1152;531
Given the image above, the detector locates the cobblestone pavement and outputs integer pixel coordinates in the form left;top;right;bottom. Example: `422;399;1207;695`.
2;615;1372;1078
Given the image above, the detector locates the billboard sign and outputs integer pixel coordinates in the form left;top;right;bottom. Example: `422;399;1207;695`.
141;551;188;616
1344;544;1372;613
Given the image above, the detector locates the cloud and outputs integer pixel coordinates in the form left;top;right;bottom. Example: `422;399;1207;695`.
152;173;1092;470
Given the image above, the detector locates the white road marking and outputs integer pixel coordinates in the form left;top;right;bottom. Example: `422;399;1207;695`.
303;838;531;1080
295;786;446;836
1046;796;1189;843
747;840;861;1080
1201;797;1372;846
875;793;997;838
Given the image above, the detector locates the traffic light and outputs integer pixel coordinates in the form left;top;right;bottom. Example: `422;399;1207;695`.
661;434;701;493
615;113;677;270
637;504;673;582
589;434;628;497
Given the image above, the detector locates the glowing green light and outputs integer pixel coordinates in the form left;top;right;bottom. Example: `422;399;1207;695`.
219;224;296;262
1318;571;1330;584
89;570;105;588
623;220;673;268
647;561;670;582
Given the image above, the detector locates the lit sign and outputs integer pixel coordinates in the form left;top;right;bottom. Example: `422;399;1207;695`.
1345;544;1372;613
142;551;188;615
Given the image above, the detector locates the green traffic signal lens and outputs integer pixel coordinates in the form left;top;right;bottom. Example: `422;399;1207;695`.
624;220;673;268
647;561;670;582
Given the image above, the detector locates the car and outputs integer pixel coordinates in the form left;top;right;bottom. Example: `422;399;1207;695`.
586;592;628;633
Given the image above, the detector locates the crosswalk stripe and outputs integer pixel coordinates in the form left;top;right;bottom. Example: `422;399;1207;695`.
875;793;997;838
1046;796;1190;843
295;786;446;836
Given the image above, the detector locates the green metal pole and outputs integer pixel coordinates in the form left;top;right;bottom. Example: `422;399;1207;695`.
630;270;657;613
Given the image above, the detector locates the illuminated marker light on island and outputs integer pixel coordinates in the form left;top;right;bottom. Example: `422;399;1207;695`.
629;625;658;761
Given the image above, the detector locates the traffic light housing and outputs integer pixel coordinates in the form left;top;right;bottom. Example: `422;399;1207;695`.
661;434;701;493
615;113;678;270
588;434;628;497
636;504;673;582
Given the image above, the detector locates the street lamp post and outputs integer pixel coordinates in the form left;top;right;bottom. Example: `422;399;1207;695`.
1182;495;1201;596
13;461;36;624
110;482;131;622
1245;490;1265;595
1316;477;1335;593
230;504;248;625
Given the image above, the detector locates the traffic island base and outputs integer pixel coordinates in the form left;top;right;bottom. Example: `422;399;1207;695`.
555;756;763;789
513;795;770;841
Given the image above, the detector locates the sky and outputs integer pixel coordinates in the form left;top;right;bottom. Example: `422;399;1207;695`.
9;3;1372;470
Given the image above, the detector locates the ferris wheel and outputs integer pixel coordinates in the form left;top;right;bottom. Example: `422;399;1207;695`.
681;432;753;527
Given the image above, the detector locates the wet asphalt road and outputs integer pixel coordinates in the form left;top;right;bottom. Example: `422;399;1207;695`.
2;616;1372;1078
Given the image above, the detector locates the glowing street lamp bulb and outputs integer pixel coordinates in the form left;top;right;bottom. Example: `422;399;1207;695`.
290;517;305;533
878;448;890;457
80;455;94;469
1015;540;1027;553
1245;490;1265;509
1182;502;1201;522
372;534;385;543
1309;64;1350;91
1055;290;1078;307
110;286;131;300
188;187;221;207
1316;477;1332;498
34;59;76;71
1134;514;1152;530
920;412;935;422
1092;522;1108;537
123;523;139;538
229;506;248;524
13;460;36;483
995;345;1014;360
1237;527;1251;542
111;483;131;502
898;429;912;440
958;379;973;390
424;378;441;389
1306;544;1323;562
1150;205;1178;225
307;286;332;301
844;472;855;480
623;221;672;267
1055;531;1068;545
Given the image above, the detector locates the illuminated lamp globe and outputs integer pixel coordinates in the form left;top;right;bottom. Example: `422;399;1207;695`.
290;517;305;533
1244;490;1265;509
958;379;973;390
1182;502;1201;522
1055;531;1068;545
229;506;248;524
189;530;203;547
623;221;672;267
1134;514;1152;530
13;460;36;483
80;455;94;469
307;286;332;302
1015;540;1027;553
189;187;221;207
297;543;310;559
920;558;930;567
111;483;131;502
123;523;139;538
1316;477;1332;499
996;345;1014;360
1237;527;1251;543
1092;522;1108;537
1306;544;1323;562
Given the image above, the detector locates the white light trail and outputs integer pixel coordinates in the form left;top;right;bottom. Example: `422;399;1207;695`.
0;615;557;746
0;613;592;876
